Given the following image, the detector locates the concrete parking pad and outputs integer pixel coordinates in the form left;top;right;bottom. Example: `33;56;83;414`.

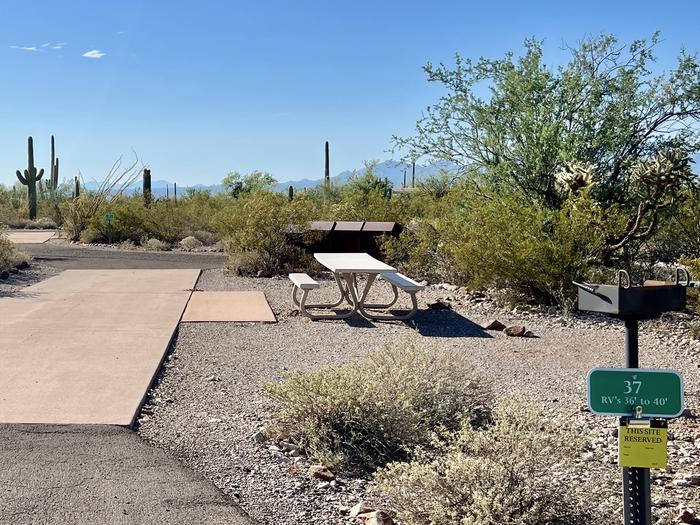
4;229;56;244
0;424;251;525
181;291;277;322
0;269;200;426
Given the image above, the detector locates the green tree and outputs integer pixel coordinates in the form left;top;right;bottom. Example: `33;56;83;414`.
222;170;277;198
395;33;700;211
342;161;393;198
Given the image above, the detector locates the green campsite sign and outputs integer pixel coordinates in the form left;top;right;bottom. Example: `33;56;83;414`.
587;368;684;418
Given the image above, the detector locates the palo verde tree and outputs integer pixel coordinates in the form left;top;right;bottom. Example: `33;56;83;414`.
395;33;700;256
222;170;277;198
396;34;699;201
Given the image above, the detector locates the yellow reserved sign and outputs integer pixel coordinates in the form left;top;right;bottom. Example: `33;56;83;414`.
618;421;667;469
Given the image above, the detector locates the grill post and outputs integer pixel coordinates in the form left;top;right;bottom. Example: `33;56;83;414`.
622;318;651;525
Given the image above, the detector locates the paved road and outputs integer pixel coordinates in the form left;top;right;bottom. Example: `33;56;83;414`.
0;425;251;525
22;242;226;270
0;244;250;524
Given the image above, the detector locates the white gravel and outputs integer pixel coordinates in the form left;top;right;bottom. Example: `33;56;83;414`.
133;270;700;524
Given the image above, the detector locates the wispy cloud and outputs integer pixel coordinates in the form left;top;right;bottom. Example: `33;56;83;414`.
11;42;65;52
10;45;38;52
82;49;106;59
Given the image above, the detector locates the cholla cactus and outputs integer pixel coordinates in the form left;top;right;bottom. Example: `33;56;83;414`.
631;149;693;192
555;161;596;194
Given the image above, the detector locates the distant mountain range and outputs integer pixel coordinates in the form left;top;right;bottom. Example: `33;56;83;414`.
82;159;458;198
274;159;456;192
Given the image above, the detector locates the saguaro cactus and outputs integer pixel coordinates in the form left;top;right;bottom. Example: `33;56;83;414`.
324;141;330;190
288;185;294;201
49;135;59;191
74;176;80;198
15;136;45;220
143;168;152;206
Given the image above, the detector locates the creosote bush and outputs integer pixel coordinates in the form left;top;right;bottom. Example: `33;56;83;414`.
264;342;493;471
376;398;609;525
219;191;314;276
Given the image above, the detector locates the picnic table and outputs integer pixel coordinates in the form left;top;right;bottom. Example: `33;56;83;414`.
290;252;423;321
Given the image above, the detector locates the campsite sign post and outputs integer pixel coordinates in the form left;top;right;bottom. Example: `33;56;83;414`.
575;269;690;525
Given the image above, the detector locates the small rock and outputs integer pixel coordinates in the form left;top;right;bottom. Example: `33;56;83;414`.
358;510;394;525
684;473;700;486
678;509;700;524
484;319;506;331
350;502;375;518
427;298;451;310
279;441;299;453
250;431;267;443
504;325;526;337
680;408;695;418
208;418;222;423
16;261;29;270
308;464;335;481
204;375;220;382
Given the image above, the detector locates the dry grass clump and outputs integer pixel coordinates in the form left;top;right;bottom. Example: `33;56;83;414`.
376;398;607;525
265;342;493;471
179;235;203;251
145;237;170;251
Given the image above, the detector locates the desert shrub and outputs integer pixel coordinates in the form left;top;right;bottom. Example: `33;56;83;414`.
190;229;219;246
265;342;493;471
218;191;314;276
179;235;202;251
5;217;58;229
145;237;169;251
376;398;607;525
79;226;103;244
0;234;28;272
382;220;447;283
435;185;618;308
226;250;266;275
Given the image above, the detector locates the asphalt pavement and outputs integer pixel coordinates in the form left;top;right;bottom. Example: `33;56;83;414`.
0;425;251;525
21;242;226;270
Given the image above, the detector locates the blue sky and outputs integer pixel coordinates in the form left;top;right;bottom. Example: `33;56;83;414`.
1;1;699;186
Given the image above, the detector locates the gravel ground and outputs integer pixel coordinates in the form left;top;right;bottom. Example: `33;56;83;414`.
137;270;700;524
0;260;57;297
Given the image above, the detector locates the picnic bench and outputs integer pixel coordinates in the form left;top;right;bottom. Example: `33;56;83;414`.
289;252;424;321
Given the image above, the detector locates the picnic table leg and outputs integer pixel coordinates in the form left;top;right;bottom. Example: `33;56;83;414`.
359;280;399;310
359;288;419;321
291;282;346;309
295;274;359;320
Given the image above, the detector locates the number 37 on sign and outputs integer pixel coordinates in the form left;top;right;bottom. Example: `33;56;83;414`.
586;368;684;418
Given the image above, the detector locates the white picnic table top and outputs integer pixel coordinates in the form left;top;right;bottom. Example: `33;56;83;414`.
314;252;396;274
